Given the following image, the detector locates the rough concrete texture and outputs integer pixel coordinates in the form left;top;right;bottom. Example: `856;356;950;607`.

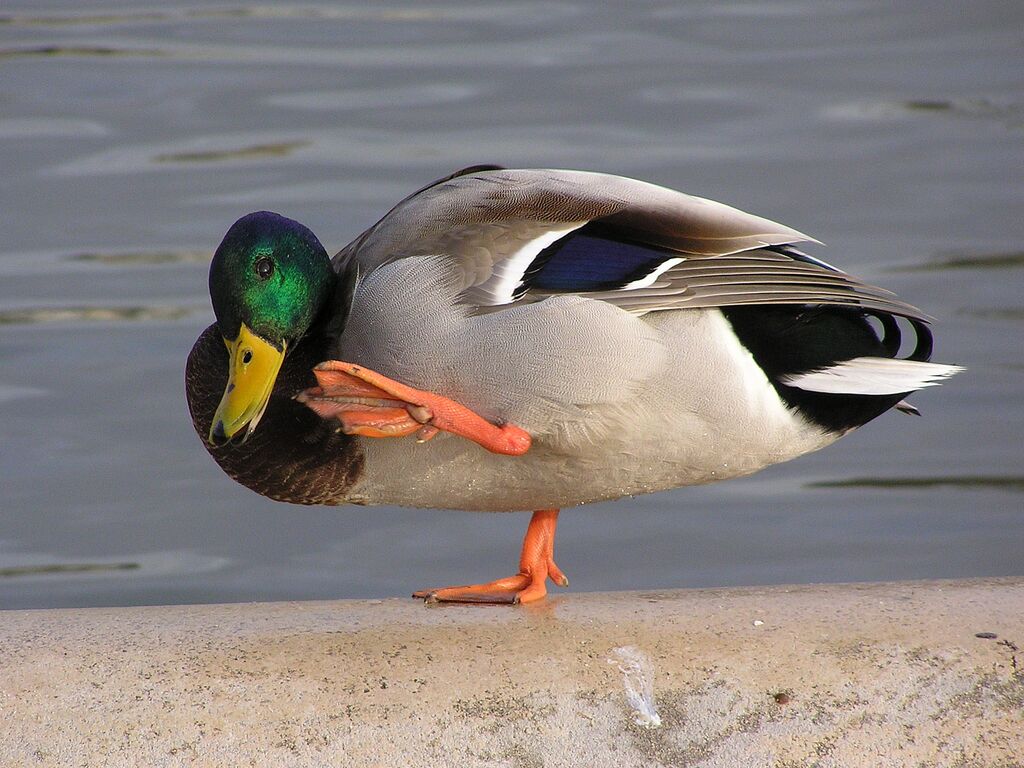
1;579;1022;767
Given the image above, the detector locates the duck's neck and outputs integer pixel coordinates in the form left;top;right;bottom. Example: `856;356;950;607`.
185;324;363;505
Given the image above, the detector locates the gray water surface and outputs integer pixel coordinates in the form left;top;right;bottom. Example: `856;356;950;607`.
1;1;1022;609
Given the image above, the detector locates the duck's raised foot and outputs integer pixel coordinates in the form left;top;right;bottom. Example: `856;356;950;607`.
296;360;532;456
413;509;568;605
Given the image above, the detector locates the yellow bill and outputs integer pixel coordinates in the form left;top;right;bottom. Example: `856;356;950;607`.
208;323;286;446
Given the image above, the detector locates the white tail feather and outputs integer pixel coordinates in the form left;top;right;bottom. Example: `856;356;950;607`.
781;357;963;395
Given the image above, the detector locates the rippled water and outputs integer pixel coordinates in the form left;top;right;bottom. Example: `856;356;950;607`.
1;1;1021;609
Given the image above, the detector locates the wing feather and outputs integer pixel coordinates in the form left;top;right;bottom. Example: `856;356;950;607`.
334;167;927;322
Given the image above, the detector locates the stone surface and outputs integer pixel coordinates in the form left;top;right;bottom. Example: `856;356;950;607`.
1;579;1022;767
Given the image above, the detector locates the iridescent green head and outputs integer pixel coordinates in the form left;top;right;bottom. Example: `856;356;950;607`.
207;211;333;446
209;211;332;346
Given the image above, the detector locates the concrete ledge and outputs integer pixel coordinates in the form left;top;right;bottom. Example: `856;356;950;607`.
1;579;1022;766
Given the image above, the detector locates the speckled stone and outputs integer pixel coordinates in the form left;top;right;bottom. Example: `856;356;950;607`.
1;579;1022;767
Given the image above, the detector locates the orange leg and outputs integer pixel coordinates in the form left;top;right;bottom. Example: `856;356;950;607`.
298;397;425;439
296;361;531;456
413;509;568;605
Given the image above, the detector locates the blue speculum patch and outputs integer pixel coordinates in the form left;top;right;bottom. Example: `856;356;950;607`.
528;232;676;292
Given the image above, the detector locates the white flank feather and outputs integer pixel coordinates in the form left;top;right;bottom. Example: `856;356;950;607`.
781;357;963;395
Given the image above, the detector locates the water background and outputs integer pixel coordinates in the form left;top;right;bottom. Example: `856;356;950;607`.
1;1;1021;609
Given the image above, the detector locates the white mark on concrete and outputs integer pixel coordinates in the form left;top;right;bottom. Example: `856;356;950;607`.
609;646;661;728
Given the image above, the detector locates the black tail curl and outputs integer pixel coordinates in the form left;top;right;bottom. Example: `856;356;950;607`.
721;304;934;434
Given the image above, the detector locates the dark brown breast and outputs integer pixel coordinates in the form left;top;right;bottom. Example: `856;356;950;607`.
184;324;363;505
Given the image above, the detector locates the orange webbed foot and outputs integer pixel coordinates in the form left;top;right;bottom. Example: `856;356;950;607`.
295;360;531;455
413;509;568;605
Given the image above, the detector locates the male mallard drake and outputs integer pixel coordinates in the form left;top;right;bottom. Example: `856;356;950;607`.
186;166;960;604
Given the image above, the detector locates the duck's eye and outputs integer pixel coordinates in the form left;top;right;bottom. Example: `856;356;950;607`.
255;257;275;280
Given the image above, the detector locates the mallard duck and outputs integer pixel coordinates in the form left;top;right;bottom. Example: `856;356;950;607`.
186;166;960;604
